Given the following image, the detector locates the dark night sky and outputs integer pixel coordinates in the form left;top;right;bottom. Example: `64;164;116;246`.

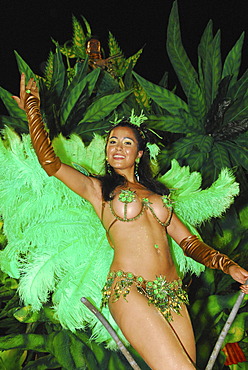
0;0;247;114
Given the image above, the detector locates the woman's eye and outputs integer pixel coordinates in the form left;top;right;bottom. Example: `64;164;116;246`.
109;140;117;144
124;141;132;145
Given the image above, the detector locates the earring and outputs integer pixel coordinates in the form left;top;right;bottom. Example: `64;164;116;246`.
135;158;140;181
106;159;112;175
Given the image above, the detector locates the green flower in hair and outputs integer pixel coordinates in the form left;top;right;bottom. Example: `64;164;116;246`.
129;109;148;127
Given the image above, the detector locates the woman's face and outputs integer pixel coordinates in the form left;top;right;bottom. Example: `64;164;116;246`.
106;126;143;172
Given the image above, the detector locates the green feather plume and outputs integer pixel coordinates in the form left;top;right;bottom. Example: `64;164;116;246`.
159;159;239;277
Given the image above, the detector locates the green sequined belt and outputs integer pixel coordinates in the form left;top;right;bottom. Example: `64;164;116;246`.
101;270;189;322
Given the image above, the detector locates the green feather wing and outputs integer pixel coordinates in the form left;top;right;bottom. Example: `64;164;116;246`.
159;159;239;225
0;127;126;348
159;159;239;277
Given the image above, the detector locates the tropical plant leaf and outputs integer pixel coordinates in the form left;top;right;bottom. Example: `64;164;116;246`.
211;142;231;169
0;115;28;135
74;121;110;137
108;31;123;58
108;32;131;78
166;1;198;97
204;30;222;108
168;135;204;159
145;114;201;134
222;32;244;83
228;68;248;101
23;354;60;369
224;94;248;122
78;90;131;124
14;51;36;81
158;71;169;89
50;49;67;99
60;68;101;125
133;81;151;110
0;349;27;370
224;312;248;344
233;131;248;146
198;20;213;92
96;70;120;96
222;141;248;170
72;15;89;58
133;72;189;114
80;16;92;40
187;78;206;122
0;88;27;120
43;51;54;88
62;56;89;99
125;48;143;71
186;151;207;171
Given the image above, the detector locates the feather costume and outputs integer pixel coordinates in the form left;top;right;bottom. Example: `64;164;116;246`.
0;127;239;348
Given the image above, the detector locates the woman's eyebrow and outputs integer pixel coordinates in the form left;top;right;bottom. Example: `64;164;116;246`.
124;136;135;142
109;135;135;142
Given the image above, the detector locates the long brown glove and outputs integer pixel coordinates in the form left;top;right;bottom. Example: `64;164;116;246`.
180;235;238;274
25;95;61;176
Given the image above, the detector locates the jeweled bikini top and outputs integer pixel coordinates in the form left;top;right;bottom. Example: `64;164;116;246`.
102;188;173;234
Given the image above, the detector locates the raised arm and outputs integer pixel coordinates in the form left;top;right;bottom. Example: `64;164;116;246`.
12;74;102;207
167;213;248;294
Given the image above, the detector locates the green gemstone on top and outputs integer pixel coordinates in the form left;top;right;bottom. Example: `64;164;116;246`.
162;194;173;208
127;272;134;279
119;189;136;203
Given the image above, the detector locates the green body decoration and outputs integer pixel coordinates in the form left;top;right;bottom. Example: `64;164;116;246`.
110;189;173;227
101;270;189;322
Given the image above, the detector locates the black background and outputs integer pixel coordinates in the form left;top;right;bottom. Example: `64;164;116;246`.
1;0;247;114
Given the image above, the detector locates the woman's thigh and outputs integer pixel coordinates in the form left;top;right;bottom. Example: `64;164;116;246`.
109;287;196;370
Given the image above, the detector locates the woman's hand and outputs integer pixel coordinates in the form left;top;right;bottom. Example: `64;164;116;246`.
12;73;40;111
228;265;248;294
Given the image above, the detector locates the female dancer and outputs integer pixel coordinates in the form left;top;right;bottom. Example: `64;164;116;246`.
13;74;248;369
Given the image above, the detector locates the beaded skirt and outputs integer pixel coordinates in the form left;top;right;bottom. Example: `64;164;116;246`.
101;270;189;321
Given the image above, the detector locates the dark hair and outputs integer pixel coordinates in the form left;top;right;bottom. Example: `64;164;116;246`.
98;120;169;201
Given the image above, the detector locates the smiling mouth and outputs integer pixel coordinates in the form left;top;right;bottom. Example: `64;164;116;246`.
113;155;125;159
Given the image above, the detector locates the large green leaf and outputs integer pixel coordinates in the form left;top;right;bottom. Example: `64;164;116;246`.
23;354;60;369
226;94;248;122
166;1;198;97
211;142;231;169
187;78;206;122
204;31;222;108
0;349;26;370
186;151;207;171
0;88;27;119
225;312;248;344
146;114;202;134
133;72;189;114
222;32;244;83
78;90;131;124
60;68;101;125
50;49;67;99
228;68;248;101
14;51;36;81
60;56;89;106
168;135;203;159
198;20;213;93
233;131;248;147
72;16;90;59
222;141;248;170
